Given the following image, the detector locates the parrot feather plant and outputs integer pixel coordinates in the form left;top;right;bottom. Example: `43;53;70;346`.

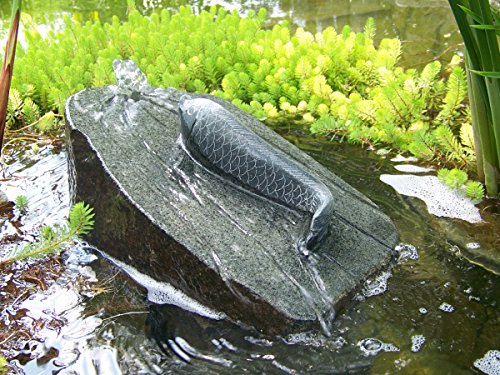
0;0;21;157
448;0;500;197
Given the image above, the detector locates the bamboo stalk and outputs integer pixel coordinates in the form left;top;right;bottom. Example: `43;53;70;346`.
0;0;22;156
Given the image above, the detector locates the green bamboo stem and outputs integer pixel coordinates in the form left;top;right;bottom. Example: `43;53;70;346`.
0;0;22;156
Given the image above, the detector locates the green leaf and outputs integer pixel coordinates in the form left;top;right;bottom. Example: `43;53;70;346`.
68;202;95;236
457;4;483;24
470;24;500;31
469;69;500;78
0;202;95;266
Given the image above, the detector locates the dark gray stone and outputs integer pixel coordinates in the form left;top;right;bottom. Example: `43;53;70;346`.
65;62;399;334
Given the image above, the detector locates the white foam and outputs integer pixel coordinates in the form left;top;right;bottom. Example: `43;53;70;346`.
395;244;419;263
411;335;426;352
363;271;391;297
357;338;400;356
106;255;225;320
439;302;455;313
394;164;434;173
474;350;500;375
380;174;482;223
391;155;418;162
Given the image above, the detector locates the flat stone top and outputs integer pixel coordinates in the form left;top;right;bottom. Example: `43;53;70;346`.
66;80;398;322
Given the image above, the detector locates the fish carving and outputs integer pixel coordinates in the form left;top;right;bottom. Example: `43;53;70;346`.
178;97;333;254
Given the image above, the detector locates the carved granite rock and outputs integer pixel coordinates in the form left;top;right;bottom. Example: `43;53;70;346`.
65;60;399;334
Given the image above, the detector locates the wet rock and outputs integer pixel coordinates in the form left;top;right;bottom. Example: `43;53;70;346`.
65;61;398;334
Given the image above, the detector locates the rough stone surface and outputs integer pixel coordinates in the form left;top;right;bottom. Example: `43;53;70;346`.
65;77;399;334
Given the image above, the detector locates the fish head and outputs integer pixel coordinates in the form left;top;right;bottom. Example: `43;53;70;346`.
179;95;198;140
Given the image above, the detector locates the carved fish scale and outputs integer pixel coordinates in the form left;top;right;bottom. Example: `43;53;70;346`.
179;97;333;252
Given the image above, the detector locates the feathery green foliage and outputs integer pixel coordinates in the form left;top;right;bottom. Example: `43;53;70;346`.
0;202;94;266
14;195;28;214
311;57;473;168
2;5;486;193
437;167;485;200
9;8;467;133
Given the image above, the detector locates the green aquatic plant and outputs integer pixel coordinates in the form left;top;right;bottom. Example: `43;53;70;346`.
9;7;459;127
2;5;483;187
448;0;500;197
0;202;94;266
438;168;468;188
465;180;486;201
437;167;485;200
14;195;28;214
311;57;473;168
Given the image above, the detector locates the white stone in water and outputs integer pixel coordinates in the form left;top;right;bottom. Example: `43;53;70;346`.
439;302;455;313
380;174;482;223
394;164;434;173
411;335;426;352
474;350;500;375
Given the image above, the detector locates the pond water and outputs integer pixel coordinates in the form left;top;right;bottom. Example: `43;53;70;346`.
0;0;499;374
1;136;499;374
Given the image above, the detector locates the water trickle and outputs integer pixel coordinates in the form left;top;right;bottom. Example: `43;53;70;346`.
100;253;226;320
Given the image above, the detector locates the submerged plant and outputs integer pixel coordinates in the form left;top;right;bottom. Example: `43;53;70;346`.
0;202;94;266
